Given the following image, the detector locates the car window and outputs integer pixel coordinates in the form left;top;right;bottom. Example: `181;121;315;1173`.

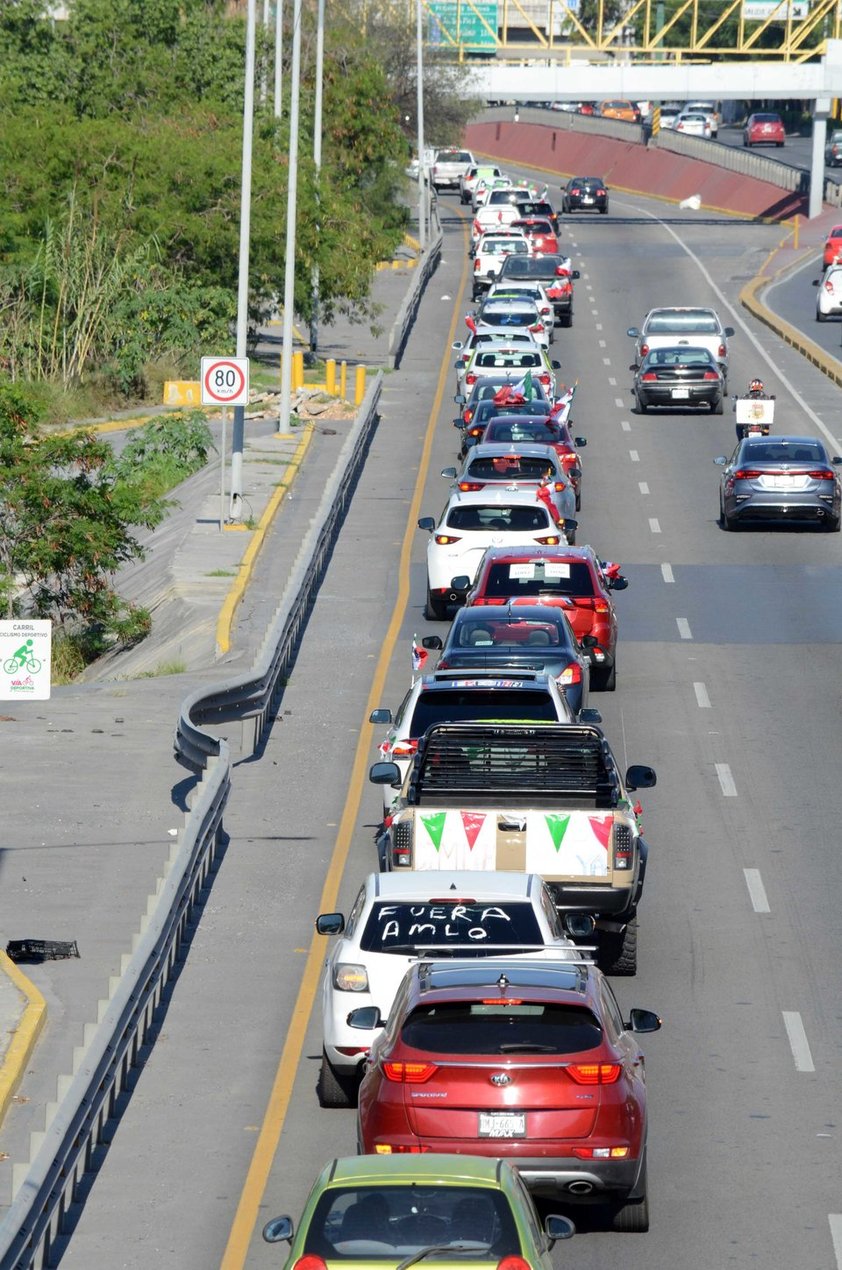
646;349;715;368
358;900;544;952
742;440;824;464
474;351;542;369
599;979;626;1038
392;687;414;732
454;617;565;649
472;381;548;404
400;1001;603;1054
483;420;569;445
646;311;718;333
408;688;560;735
304;1185;521;1259
480;311;536;328
344;885;368;939
445;504;552;531
467;455;555;480
480;560;595;599
538;884;566;939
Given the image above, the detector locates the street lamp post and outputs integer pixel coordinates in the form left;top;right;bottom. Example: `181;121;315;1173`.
274;0;283;118
278;0;303;432
310;0;325;353
416;0;426;251
230;0;257;522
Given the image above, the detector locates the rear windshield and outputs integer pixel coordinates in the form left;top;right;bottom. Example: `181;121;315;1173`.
451;617;566;649
646;310;718;333
480;239;528;257
481;560;596;598
401;1001;603;1054
474;351;542;369
304;1185;520;1259
483;419;572;445
437;150;472;163
472;380;548;404
645;349;715;368
741;440;825;463
467;455;555;480
445;504;551;531
474;401;551;424
409;688;559;736
479;310;536;327
487;190;519;205
358;900;544;952
753;114;781;123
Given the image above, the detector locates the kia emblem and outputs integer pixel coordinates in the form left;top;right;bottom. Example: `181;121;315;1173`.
490;1073;512;1086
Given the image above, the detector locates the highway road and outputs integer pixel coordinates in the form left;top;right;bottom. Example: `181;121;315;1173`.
55;174;842;1268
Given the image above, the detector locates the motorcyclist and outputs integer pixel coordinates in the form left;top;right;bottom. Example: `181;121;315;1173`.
735;378;774;439
747;377;768;397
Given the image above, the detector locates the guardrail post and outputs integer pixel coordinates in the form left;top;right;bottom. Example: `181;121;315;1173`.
339;360;348;401
354;365;366;405
326;358;336;395
292;350;304;390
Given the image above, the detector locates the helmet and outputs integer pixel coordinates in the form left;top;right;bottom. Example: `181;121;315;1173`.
749;378;765;394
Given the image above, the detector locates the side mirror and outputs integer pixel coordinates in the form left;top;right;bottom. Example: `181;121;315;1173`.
580;634;599;648
545;1214;575;1247
422;636;443;650
347;1006;384;1030
369;761;402;787
263;1216;294;1245
625;763;656;790
812;279;820;287
627;327;640;338
713;456;727;466
629;363;639;372
441;466;457;478
418;516;436;532
369;707;392;724
579;707;602;724
452;340;464;350
315;912;345;936
563;517;578;537
833;455;842;465
562;912;595;937
451;575;471;593
571;269;580;280
551;359;562;370
724;326;735;337
609;576;629;591
574;436;587;447
627;1007;662;1034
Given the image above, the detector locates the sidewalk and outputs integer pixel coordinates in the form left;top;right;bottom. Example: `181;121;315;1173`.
0;247;424;1185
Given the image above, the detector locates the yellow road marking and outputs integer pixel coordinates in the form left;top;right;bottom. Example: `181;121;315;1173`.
219;211;471;1269
0;953;47;1126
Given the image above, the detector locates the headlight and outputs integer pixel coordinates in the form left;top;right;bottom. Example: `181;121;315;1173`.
334;963;369;992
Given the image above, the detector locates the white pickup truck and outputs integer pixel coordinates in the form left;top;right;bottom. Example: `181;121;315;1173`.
627;306;735;384
430;147;475;192
471;232;529;299
370;721;657;975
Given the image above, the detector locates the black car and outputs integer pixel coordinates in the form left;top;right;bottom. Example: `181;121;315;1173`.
496;254;580;326
514;198;560;236
631;345;724;414
456;398;561;456
455;374;551;429
561;176;609;214
422;603;596;717
714;435;842;531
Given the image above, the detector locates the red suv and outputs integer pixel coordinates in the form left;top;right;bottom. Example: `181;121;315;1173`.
356;959;661;1231
461;545;627;691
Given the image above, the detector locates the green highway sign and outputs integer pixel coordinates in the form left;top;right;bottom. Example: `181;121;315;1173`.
428;1;498;49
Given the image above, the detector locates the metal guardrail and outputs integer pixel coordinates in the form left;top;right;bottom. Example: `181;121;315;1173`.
0;375;383;1269
654;127;806;193
388;209;443;369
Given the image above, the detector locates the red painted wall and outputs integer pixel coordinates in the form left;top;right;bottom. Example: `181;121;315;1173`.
465;121;806;221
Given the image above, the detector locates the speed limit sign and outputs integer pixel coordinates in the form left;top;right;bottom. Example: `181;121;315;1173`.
201;356;250;407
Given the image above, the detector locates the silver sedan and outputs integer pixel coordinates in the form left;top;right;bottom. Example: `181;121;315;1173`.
714;435;842;532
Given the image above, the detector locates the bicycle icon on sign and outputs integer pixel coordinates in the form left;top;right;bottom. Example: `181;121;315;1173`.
3;639;42;675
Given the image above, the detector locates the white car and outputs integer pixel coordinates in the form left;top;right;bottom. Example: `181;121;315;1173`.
657;102;683;130
441;441;576;523
684;100;719;138
815;265;842;320
459;163;506;205
418;487;569;619
369;670;576;812
473;297;552;351
472;195;523;244
471;232;530;299
452;331;539;395
315;870;586;1102
673;111;712;139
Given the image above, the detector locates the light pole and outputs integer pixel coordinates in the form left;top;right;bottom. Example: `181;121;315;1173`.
278;0;303;432
274;0;283;118
416;0;426;250
310;0;325;353
230;0;257;522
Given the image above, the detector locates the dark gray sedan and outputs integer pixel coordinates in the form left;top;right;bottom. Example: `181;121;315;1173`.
631;345;724;414
714;435;842;531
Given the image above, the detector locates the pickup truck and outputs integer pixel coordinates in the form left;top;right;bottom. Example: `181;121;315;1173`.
471;232;529;300
430;147;475;192
627;306;735;384
370;721;656;975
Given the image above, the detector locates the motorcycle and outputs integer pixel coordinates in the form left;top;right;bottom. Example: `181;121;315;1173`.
734;393;774;441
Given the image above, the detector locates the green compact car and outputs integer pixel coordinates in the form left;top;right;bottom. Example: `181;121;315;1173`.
263;1154;574;1268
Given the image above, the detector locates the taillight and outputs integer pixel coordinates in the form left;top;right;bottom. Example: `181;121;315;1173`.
458;481;484;490
808;468;835;479
594;601;610;614
571;1145;630;1159
481;998;523;1006
613;822;632;871
472;219;481;234
553;482;566;492
640;372;657;382
463;409;474;423
391;740;418;758
293;1257;328;1270
539;373;551;387
825;280;834;292
702;371;720;381
374;1144;431;1154
541;306;552;315
382;1061;438;1082
556;662;582;685
566;1063;622;1084
467;426;483;438
473;258;481;272
717;343;726;357
497;1259;531;1270
732;468;762;480
555;265;569;277
535;534;560;544
640;342;649;356
570;186;580;195
434;534;461;545
465;373;477;386
529;323;544;333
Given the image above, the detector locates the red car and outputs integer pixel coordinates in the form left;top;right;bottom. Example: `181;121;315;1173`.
479;415;587;508
509;217;559;256
464;544;627;691
356;959;661;1230
743;112;785;148
823;224;842;267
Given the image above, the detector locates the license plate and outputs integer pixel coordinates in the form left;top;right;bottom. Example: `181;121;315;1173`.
478;1112;526;1138
582;196;593;204
767;475;795;488
671;387;690;399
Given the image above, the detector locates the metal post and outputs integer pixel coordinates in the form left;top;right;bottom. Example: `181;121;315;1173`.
274;0;283;118
811;98;830;221
219;405;227;530
416;0;426;251
230;0;257;522
310;0;325;354
279;0;303;432
260;0;270;103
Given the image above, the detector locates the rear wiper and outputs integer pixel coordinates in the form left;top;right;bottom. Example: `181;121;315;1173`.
396;1243;491;1270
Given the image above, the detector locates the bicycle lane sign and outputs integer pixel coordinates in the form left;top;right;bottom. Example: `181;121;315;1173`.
0;620;52;700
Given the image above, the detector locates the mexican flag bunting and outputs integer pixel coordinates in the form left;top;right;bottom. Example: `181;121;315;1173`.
545;813;571;852
420;811;447;852
514;370;534;401
588;815;613;850
460;811;486;850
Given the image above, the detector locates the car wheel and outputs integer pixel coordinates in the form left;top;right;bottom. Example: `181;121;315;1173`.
827;517;841;533
594;658;616;692
817;308;827;322
598;915;637;975
609;1158;650;1233
318;1050;358;1109
574;490;581;512
600;204;608;214
720;497;736;531
559;311;573;328
425;586;449;620
777;142;784;148
635;392;648;415
712;395;724;415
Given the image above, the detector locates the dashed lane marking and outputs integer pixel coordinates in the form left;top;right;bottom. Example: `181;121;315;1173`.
676;616;692;639
638;481;649;494
661;563;674;583
649;518;661;533
614;397;624;408
693;682;711;708
715;762;737;795
629;449;640;462
621;419;630;430
782;1011;815;1073
744;868;770;913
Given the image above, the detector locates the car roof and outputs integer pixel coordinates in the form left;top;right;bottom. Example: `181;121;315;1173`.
453;602;572;624
442;487;555;508
407;957;594;1001
645;306;717;318
467;442;560;461
569;175;604;182
326;1155;509;1186
477;544;594;565
367;871;540;901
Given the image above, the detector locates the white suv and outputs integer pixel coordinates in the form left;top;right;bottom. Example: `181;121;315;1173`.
315;871;587;1105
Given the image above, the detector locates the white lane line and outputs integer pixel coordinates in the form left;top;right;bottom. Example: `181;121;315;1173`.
608;376;617;386
638;481;649;494
598;338;607;348
595;322;603;330
629;449;640;462
614;397;624;408
782;1011;815;1073
621;419;631;431
676;616;692;639
602;357;611;366
693;681;711;708
715;762;737;795
744;868;770;913
829;1215;842;1268
649;518;661;534
661;563;674;583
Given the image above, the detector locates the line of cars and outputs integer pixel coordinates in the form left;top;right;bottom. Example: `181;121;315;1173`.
263;156;661;1265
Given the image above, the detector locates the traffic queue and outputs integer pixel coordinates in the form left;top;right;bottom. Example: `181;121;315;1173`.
263;166;666;1260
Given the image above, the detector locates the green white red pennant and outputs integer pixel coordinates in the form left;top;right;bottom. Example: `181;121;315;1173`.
544;813;572;852
587;815;613;849
420;811;447;851
460;812;487;849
